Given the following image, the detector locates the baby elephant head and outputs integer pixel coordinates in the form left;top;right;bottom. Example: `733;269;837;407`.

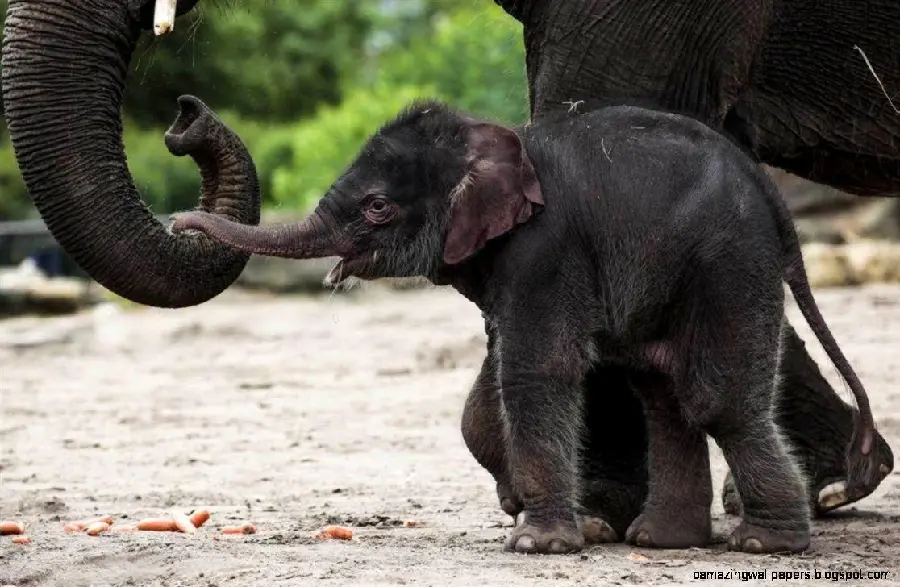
170;100;544;285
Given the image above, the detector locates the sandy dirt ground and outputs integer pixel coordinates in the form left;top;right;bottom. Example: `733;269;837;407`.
1;282;899;587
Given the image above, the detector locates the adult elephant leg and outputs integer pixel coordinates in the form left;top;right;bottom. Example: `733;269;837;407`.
579;366;648;542
722;324;894;517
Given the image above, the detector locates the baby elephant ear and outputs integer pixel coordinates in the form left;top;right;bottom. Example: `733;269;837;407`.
443;123;545;265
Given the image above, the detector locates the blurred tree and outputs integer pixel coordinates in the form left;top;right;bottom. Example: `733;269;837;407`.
372;3;527;125
366;0;442;51
124;0;375;126
270;2;528;211
271;83;439;210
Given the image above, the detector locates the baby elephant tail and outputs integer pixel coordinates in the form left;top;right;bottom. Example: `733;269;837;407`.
769;186;880;494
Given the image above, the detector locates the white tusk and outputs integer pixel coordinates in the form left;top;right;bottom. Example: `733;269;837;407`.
153;0;178;36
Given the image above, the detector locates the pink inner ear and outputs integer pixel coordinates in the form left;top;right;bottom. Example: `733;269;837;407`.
441;124;545;266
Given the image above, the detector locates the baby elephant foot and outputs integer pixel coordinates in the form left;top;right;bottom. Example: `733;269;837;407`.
625;506;711;549
727;522;810;554
504;512;584;554
581;516;619;544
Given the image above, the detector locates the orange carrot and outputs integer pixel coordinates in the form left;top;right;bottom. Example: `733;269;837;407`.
171;510;197;534
0;521;24;535
63;515;113;532
136;518;178;532
221;522;256;535
315;525;352;541
11;535;31;544
85;522;110;536
189;509;211;528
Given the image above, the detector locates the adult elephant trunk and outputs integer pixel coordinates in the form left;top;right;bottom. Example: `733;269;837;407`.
1;0;261;308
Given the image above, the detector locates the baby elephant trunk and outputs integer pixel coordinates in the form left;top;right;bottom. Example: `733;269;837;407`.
170;207;337;261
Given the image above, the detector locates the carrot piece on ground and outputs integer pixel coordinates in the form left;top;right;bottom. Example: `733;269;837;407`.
171;510;197;534
0;521;24;535
64;515;113;532
221;522;256;535
85;522;110;536
11;535;31;544
189;509;211;528
314;525;353;541
136;518;179;532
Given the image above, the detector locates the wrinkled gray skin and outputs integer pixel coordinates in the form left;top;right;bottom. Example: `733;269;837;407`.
1;0;894;535
170;101;884;555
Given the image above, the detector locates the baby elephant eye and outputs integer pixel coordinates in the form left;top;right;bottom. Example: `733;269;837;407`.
364;196;394;224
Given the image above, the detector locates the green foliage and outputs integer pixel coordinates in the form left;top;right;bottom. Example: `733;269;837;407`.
122;113;291;214
121;122;203;215
271;83;439;210
372;4;528;125
0;141;31;221
267;2;529;212
125;0;375;126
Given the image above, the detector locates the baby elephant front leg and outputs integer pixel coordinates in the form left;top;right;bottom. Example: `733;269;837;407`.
499;336;589;555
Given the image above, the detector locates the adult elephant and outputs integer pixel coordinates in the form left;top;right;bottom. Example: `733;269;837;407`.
1;0;894;535
483;0;897;536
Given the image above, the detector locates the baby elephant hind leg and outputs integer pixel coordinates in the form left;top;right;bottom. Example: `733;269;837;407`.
701;343;812;554
624;373;713;549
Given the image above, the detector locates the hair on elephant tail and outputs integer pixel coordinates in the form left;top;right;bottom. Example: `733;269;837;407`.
765;180;881;495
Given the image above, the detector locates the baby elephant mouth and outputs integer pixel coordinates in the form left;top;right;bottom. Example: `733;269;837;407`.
324;252;379;286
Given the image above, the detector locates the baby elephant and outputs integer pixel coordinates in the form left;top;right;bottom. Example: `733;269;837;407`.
171;101;880;556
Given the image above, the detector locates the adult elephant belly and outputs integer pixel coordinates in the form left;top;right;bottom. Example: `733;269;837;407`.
507;0;895;523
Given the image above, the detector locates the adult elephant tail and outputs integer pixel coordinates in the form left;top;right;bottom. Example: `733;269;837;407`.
1;0;261;308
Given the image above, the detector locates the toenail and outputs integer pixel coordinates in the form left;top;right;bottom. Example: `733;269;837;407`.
549;539;568;553
743;538;763;553
515;535;536;553
880;464;891;476
818;481;848;509
635;530;652;546
584;520;618;544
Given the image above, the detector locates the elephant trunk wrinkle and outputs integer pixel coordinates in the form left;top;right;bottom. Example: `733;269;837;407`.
173;209;336;261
